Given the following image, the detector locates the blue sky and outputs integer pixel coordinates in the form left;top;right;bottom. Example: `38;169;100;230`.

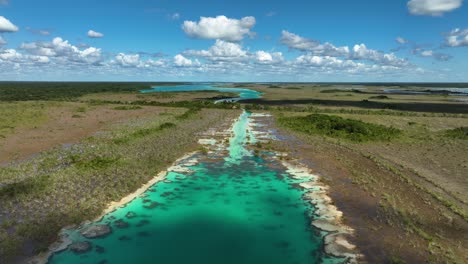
0;0;467;82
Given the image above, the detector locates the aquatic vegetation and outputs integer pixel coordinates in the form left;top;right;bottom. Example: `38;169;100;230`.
278;114;401;142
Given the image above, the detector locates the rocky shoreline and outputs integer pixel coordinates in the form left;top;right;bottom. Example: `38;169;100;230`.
249;113;363;263
29;111;363;264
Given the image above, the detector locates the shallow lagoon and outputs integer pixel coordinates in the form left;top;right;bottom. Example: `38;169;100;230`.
49;112;343;264
141;84;262;102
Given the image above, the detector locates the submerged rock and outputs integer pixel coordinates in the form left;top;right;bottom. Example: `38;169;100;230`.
143;201;162;209
118;235;132;241
69;241;92;254
136;219;150;227
96;245;106;254
80;224;112;239
115;219;129;229
137;231;151;237
125;211;136;219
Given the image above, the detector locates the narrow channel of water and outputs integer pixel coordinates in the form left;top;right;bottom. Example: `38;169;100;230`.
140;84;262;102
49;111;343;264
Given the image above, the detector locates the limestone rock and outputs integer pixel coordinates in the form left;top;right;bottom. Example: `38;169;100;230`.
80;224;112;239
69;241;92;254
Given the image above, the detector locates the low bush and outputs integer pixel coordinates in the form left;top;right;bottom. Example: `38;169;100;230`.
278;114;401;142
444;127;468;139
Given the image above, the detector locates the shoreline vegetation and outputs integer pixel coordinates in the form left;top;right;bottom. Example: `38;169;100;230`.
1;82;467;263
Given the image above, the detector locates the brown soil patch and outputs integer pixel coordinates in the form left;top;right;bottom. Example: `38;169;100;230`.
0;103;176;165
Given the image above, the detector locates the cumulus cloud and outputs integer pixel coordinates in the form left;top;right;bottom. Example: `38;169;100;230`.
20;37;103;64
396;37;408;44
255;51;283;64
445;28;468;47
407;0;463;16
182;15;256;42
112;53;164;68
183;39;248;61
0;49;49;64
88;30;104;38
0;16;19;33
280;31;349;57
351;44;408;67
295;54;362;69
114;53;140;67
174;54;199;66
280;31;408;67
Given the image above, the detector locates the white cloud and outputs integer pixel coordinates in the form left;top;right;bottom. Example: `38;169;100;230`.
280;31;408;67
174;54;199;67
184;39;248;61
255;51;283;64
0;16;19;33
111;53;165;68
295;54;361;69
407;0;463;16
413;47;452;61
256;51;272;62
396;37;408;44
20;37;103;64
280;30;349;57
351;44;408;67
114;53;140;67
445;28;468;47
182;15;256;42
88;30;104;38
0;36;6;46
0;49;22;61
0;49;49;64
421;50;434;56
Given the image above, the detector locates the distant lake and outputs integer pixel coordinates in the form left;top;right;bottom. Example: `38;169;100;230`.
141;84;262;102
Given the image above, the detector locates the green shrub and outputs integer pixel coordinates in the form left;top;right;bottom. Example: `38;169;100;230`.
279;114;400;142
444;127;468;139
369;95;390;100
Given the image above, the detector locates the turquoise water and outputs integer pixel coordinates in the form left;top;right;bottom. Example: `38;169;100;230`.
140;84;262;102
49;112;343;264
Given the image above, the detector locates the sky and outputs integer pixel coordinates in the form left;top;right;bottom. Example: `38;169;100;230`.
0;0;467;82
